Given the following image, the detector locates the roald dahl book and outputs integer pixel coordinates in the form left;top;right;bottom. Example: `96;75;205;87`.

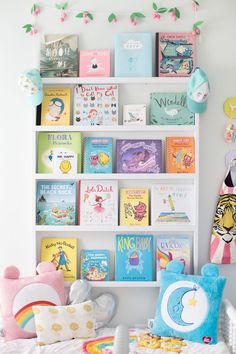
120;188;149;226
115;234;153;281
165;136;195;173
80;180;118;226
84;137;113;173
41;238;77;282
80;250;109;281
79;50;110;77
36;181;76;225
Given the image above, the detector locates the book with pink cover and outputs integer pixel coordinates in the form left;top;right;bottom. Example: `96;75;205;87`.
79;50;110;77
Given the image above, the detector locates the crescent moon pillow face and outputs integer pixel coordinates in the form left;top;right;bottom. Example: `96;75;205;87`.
151;260;226;345
0;262;66;341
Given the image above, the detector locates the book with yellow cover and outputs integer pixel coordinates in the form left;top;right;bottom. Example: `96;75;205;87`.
165;136;195;173
41;87;71;126
41;238;77;282
120;188;149;226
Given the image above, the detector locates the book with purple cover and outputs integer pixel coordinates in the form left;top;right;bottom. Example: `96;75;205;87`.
116;139;162;173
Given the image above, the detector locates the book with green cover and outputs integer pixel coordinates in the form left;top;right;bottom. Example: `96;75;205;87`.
37;132;82;173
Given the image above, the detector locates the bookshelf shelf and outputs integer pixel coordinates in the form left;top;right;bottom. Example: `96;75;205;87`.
35;225;195;232
64;281;160;288
35;125;195;132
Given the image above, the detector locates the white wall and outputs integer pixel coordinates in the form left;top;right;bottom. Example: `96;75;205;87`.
1;0;236;325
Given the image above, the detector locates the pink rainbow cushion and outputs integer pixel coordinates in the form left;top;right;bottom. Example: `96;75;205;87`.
0;262;65;341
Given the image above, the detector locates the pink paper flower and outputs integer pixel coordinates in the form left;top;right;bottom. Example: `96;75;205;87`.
152;12;161;20
171;12;177;21
30;26;38;35
112;18;117;23
192;2;198;12
130;18;137;25
33;7;40;16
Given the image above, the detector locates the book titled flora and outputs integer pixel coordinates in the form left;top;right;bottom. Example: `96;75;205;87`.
115;32;152;77
116;139;162;173
84;137;113;173
151;184;194;224
73;84;118;126
80;180;118;226
80;250;109;281
150;92;194;125
156;32;195;77
115;234;153;281
36;181;76;225
165;136;195;173
37;132;82;173
123;104;146;125
41;87;71;126
41;238;77;282
156;235;191;283
40;35;78;77
120;188;149;226
79;50;110;77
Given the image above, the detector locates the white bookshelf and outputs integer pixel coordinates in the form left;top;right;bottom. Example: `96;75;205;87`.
34;77;199;288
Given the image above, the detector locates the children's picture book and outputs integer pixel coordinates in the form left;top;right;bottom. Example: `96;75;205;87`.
37;132;82;173
151;184;194;224
115;234;153;281
80;250;109;281
156;235;191;283
165;136;195;173
80;180;118;226
73;84;118;126
123;104;146;125
36;181;77;225
116;139;162;173
40;87;71;126
40;34;78;77
53;151;77;174
84;137;113;173
156;32;195;77
120;188;149;226
115;32;152;77
150;92;195;125
79;50;110;77
41;238;77;282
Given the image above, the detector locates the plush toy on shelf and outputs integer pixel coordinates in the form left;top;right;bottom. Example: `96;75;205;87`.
18;68;43;106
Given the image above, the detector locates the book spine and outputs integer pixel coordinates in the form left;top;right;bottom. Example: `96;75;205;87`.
155;33;160;77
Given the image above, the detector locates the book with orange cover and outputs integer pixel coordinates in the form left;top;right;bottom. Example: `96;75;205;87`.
165;136;195;173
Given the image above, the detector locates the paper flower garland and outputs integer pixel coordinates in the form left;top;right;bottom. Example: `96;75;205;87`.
76;11;94;24
55;2;68;22
152;3;167;20
108;13;117;23
192;21;204;35
22;24;38;35
168;7;181;21
31;3;40;16
130;12;145;26
192;0;200;12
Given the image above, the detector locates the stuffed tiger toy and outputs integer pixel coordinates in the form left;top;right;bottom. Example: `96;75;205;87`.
210;194;236;264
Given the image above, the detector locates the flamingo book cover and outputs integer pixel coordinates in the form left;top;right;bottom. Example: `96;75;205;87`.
150;92;194;125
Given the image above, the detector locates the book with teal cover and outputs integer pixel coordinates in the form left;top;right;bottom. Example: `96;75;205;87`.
84;137;113;173
36;181;76;225
115;234;153;281
150;92;195;125
115;32;152;77
80;250;109;281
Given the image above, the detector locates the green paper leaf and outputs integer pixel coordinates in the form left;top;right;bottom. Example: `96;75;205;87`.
158;7;167;13
175;7;180;19
130;13;135;19
133;12;145;18
62;2;68;10
87;12;93;20
168;7;174;13
152;2;158;11
193;20;204;29
55;3;62;10
193;0;200;5
75;12;83;18
108;13;116;23
31;4;36;14
22;24;32;33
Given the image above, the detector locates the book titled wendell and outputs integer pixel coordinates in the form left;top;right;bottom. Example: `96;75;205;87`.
80;250;109;281
165;136;195;173
115;234;153;281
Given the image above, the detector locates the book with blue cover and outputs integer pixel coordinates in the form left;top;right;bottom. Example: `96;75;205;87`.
115;234;153;281
84;137;113;173
80;249;109;281
115;32;152;77
36;181;76;225
150;92;195;125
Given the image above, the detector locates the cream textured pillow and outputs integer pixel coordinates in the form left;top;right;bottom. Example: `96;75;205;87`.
32;300;96;345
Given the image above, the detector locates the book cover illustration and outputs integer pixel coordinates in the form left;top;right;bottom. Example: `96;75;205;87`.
151;184;194;224
40;35;78;77
123;104;146;125
36;181;76;225
53;151;77;174
120;188;149;226
116;139;162;173
80;180;118;225
41;238;77;282
165;136;195;173
156;235;191;283
150;92;195;125
115;32;152;77
156;32;195;77
115;234;153;281
37;132;82;173
73;84;118;126
80;250;109;281
84;137;113;173
79;50;110;77
40;87;71;126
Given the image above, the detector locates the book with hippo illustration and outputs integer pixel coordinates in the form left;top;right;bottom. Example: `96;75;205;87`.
120;188;149;226
150;92;195;125
80;249;110;281
36;181;77;225
115;234;153;281
84;137;113;173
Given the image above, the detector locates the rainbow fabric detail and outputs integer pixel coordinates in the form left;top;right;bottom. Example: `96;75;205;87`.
14;300;55;329
82;335;137;354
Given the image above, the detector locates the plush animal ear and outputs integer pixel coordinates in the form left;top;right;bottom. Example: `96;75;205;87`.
201;264;219;277
3;266;20;279
37;262;56;274
166;260;184;274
